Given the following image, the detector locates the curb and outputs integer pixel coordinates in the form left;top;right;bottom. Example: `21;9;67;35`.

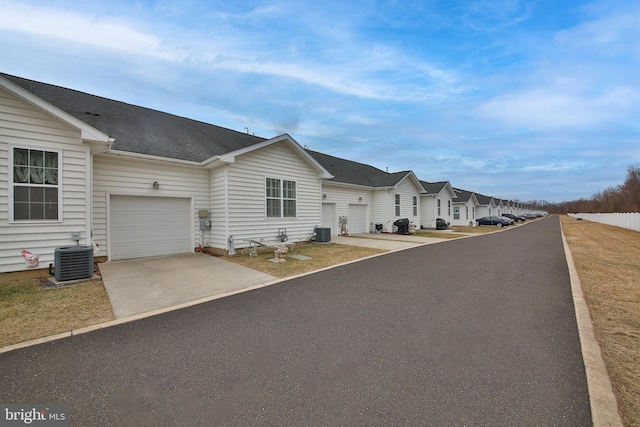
560;225;623;427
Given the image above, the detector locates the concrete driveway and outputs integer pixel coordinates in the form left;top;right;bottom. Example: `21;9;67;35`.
99;253;277;319
100;234;454;319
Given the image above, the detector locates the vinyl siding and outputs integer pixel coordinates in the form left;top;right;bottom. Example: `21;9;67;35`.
0;87;90;273
393;178;421;228
451;200;477;226
477;204;493;218
421;189;453;228
221;141;323;249
209;166;227;249
371;190;393;232
320;184;373;235
92;156;209;259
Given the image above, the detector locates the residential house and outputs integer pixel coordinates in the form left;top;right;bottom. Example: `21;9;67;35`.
308;151;425;235
451;188;479;226
475;193;497;219
419;181;456;228
1;73;333;274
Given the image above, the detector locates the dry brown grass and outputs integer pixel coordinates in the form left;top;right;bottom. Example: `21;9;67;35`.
0;279;114;348
560;215;640;426
222;242;386;278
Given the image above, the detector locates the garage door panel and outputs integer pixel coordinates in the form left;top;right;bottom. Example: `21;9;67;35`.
349;204;367;234
110;195;192;260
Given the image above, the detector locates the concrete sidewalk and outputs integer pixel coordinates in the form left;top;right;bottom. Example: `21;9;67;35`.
99;253;277;319
332;233;449;250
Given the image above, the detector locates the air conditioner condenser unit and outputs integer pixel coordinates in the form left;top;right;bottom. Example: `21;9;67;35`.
54;246;94;282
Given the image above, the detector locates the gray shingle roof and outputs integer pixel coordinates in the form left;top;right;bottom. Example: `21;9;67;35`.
452;187;474;203
307;150;413;188
419;181;449;195
475;193;494;205
2;73;266;162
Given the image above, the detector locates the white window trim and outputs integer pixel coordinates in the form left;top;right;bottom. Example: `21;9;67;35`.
265;177;298;219
8;144;63;223
413;196;417;216
395;194;400;217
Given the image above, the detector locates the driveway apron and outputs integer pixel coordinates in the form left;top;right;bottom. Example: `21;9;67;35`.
98;253;277;318
0;217;592;426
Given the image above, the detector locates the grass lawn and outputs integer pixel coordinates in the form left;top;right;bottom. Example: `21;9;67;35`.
0;278;114;348
222;242;386;278
560;215;640;426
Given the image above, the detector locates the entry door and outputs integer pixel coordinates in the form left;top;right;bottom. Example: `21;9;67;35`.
322;203;336;235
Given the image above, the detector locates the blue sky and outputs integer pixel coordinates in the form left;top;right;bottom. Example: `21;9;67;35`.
2;0;639;202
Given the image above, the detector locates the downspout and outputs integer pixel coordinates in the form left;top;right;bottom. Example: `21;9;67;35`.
88;138;114;253
224;164;230;250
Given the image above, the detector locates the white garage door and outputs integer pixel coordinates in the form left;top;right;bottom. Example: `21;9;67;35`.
322;203;335;234
110;195;192;260
348;204;368;234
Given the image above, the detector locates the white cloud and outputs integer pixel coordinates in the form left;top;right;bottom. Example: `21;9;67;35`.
554;8;640;58
0;2;186;61
476;83;639;129
0;1;462;102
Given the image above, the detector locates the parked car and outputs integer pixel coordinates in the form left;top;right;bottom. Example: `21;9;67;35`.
502;213;525;223
522;214;537;220
476;216;512;227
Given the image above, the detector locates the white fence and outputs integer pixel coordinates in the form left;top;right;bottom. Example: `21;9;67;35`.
567;212;640;232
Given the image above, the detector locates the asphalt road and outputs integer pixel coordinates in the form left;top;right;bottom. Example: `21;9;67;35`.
0;217;592;426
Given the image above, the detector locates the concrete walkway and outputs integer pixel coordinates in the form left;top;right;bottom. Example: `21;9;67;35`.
99;253;276;319
341;232;453;247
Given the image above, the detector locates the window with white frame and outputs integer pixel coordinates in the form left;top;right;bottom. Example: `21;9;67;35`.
472;207;475;219
437;199;441;216
11;147;61;221
448;200;451;216
465;206;469;220
395;194;401;216
266;178;296;218
413;196;417;216
453;206;460;220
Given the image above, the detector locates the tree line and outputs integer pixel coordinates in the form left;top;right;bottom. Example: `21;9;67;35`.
524;165;640;214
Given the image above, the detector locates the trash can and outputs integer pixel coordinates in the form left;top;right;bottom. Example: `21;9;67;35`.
394;218;410;235
436;218;449;230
